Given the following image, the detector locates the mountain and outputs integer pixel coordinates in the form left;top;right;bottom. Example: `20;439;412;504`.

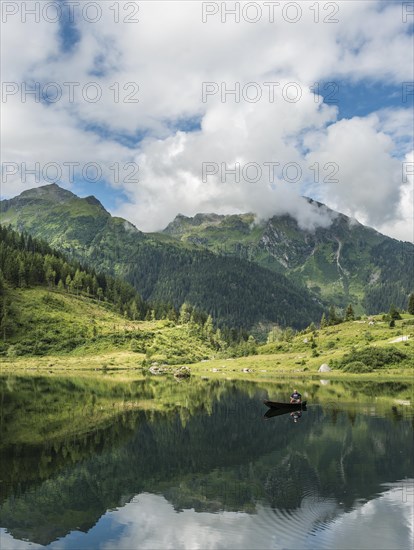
163;205;414;313
0;184;322;331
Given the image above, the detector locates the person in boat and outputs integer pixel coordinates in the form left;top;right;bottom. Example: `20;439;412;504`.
290;389;302;404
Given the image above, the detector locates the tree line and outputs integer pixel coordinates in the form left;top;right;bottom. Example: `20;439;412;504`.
0;225;251;349
0;224;150;321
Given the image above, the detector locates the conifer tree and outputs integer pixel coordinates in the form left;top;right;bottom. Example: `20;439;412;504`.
345;304;355;321
204;315;214;338
328;305;337;325
408;293;414;315
389;303;401;321
65;274;72;292
179;303;192;324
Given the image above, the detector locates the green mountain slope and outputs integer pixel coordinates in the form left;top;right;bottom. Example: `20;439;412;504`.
0;184;322;330
163;204;414;313
2;287;223;364
0;224;223;361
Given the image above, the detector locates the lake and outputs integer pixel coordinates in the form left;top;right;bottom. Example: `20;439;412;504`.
0;374;413;549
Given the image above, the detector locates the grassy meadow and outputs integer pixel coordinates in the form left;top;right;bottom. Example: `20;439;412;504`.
1;287;413;382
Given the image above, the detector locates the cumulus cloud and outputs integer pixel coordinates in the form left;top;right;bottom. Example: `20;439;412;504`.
1;0;413;238
117;86;339;230
378;150;414;242
305;115;404;225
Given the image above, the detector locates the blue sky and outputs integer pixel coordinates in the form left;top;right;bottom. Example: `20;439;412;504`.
318;79;413;119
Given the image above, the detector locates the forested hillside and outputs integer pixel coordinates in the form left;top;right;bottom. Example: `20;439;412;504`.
0;224;149;330
0;225;227;358
0;185;323;330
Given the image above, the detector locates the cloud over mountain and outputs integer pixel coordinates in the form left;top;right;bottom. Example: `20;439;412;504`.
1;1;412;238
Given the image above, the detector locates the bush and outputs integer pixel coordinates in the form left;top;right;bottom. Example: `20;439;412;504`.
6;345;18;358
130;338;147;352
342;361;373;373
338;347;407;370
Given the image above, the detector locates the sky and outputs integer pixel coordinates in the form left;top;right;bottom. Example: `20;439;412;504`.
1;0;413;240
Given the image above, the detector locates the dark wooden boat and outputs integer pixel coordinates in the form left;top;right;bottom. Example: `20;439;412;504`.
263;400;307;409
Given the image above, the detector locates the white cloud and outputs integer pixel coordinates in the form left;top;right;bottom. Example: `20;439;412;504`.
305;114;405;226
0;529;43;550
117;88;339;231
378;150;414;242
1;0;413;238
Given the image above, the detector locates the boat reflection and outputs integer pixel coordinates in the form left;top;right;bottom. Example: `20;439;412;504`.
264;404;307;420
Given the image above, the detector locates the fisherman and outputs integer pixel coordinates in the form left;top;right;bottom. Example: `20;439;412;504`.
290;389;302;404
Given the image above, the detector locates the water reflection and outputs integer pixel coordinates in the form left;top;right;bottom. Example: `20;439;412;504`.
264;406;307;421
0;375;413;549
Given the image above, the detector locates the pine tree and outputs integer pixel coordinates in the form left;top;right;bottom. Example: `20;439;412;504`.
345;304;355;321
204;315;214;338
65;274;72;292
73;269;83;295
320;313;327;329
45;266;56;287
328;305;339;325
389;303;401;321
129;300;139;321
179;303;192;324
247;335;257;354
408;293;414;315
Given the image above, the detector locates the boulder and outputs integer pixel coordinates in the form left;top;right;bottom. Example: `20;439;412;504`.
318;363;331;372
174;366;191;379
149;366;165;375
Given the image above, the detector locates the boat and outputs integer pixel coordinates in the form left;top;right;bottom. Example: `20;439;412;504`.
263;400;307;409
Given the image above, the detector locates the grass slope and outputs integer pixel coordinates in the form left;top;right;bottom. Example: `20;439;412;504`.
3;287;217;364
189;313;414;378
3;288;414;380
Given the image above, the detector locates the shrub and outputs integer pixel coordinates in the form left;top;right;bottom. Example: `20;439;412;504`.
6;345;18;358
338;347;407;370
342;361;373;373
130;339;146;352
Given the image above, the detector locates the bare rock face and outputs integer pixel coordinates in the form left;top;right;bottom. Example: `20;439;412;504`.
318;363;331;372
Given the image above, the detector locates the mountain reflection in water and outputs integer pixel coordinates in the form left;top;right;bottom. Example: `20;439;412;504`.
0;375;413;549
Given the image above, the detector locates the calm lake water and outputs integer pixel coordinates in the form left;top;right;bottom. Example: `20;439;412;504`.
0;375;413;549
